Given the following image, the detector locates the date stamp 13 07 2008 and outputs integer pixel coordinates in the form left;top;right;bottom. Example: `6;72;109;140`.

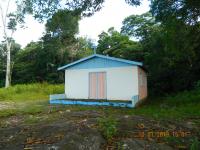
133;123;191;140
128;123;192;149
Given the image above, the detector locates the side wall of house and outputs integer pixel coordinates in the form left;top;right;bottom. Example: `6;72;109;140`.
65;66;139;100
138;67;148;100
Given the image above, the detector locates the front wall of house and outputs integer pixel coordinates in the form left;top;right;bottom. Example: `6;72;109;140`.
65;66;139;100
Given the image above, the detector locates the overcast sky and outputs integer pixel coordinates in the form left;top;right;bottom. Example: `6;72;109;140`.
0;0;150;48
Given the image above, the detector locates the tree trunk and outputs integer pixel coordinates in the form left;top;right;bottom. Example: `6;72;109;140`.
5;42;11;88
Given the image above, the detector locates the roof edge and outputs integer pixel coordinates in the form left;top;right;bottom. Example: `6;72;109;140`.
58;54;143;71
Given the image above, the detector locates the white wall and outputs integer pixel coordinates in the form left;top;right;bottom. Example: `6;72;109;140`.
65;66;139;100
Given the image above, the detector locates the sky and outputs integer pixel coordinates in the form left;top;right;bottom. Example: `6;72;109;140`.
0;0;150;48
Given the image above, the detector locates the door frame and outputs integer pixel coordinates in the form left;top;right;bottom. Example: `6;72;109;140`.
88;72;107;100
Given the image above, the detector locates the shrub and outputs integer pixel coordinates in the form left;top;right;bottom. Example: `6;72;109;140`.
98;116;118;141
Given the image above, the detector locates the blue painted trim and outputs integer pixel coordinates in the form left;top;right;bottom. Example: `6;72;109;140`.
49;99;134;108
50;94;66;100
131;95;139;106
66;57;133;70
58;54;143;71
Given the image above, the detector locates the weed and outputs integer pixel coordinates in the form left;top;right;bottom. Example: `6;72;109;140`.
98;116;118;141
190;137;200;150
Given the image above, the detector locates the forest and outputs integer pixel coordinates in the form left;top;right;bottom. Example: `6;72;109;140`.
0;0;200;96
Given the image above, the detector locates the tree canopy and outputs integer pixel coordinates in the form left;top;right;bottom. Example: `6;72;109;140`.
151;0;200;25
97;27;143;61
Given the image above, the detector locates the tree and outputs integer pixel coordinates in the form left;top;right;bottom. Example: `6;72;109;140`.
12;9;95;84
46;9;80;40
15;0;142;21
75;37;94;58
121;11;200;94
45;9;82;62
121;12;157;39
97;27;143;61
0;0;24;88
151;0;200;25
0;41;21;87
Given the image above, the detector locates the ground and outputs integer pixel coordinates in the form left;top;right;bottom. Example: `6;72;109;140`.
0;84;200;150
0;103;199;150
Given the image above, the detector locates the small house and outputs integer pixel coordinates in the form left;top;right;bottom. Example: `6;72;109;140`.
57;54;147;102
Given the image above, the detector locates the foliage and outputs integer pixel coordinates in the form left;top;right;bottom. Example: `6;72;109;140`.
120;10;200;95
151;0;200;26
0;83;199;120
12;42;55;84
16;0;103;21
0;0;26;87
97;27;143;61
3;9;94;86
0;83;64;101
190;137;200;150
9;36;94;85
0;41;21;87
75;37;94;58
0;83;64;118
15;0;142;21
130;88;200;119
195;81;200;90
121;12;157;39
0;0;199;96
46;9;80;41
98;116;118;140
125;0;141;6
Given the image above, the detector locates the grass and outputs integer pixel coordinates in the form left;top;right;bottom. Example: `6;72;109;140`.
0;84;199;149
0;83;64;118
102;89;200;120
133;89;200;119
190;137;200;150
0;83;199;121
0;82;64;102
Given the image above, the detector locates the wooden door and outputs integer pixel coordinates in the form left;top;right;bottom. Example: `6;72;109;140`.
89;72;106;99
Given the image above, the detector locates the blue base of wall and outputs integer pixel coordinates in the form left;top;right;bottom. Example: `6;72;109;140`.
49;99;134;108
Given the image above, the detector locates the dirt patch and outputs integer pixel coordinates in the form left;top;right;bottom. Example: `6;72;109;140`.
0;102;15;110
105;115;200;149
0;110;199;150
0;120;105;150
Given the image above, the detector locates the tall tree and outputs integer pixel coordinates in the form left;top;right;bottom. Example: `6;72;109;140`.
45;9;81;62
0;41;21;87
0;0;24;88
121;12;157;40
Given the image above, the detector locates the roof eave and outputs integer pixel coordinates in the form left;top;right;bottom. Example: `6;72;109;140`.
57;54;143;71
57;54;97;71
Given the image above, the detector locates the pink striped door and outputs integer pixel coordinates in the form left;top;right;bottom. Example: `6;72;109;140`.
89;72;106;99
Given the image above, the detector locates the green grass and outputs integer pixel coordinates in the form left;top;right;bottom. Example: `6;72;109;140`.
0;83;199;120
134;89;200;119
0;83;64;118
0;82;64;102
102;89;200;120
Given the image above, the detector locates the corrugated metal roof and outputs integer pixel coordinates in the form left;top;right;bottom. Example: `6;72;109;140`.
58;54;143;71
